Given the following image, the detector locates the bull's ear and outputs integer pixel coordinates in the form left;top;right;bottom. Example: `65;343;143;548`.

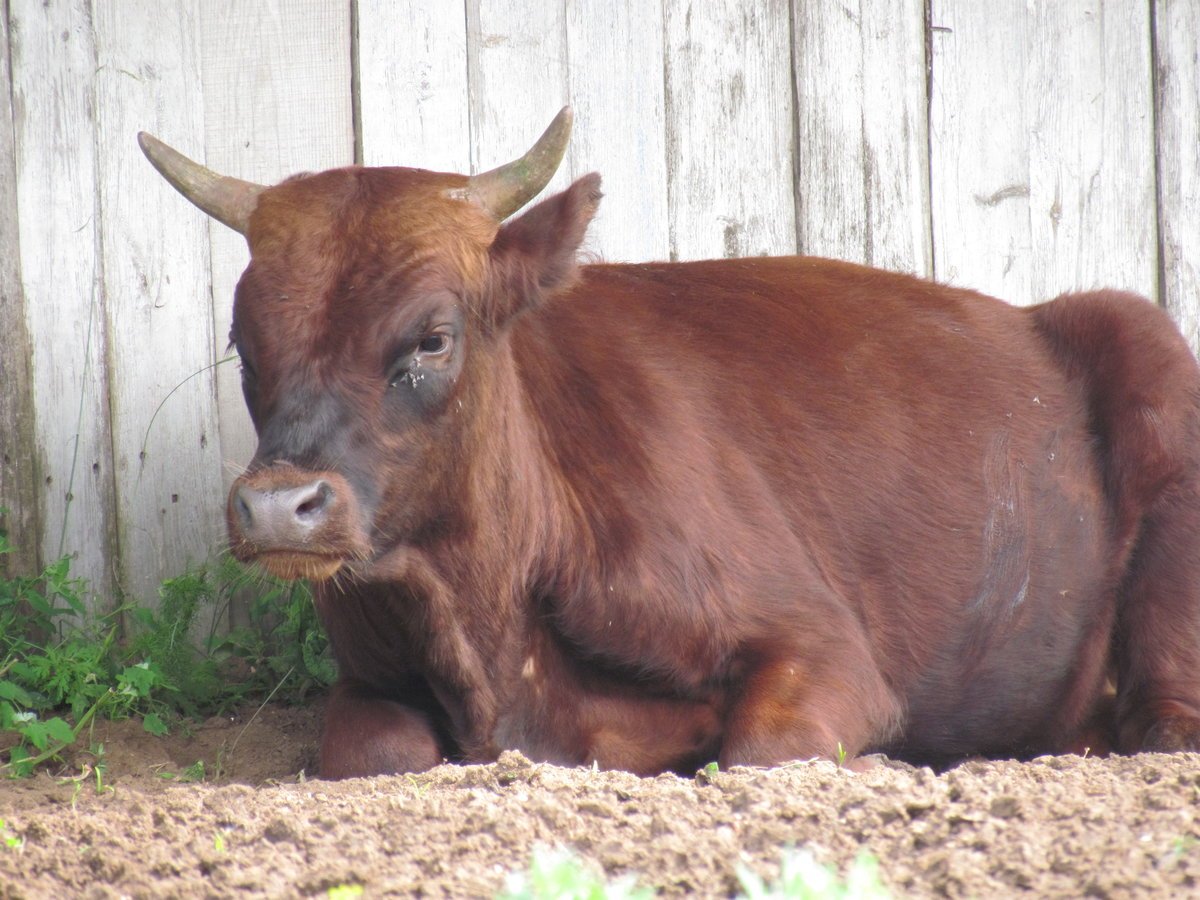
485;173;602;328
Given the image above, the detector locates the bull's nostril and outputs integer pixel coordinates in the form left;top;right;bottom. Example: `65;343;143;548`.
231;477;336;545
234;488;254;528
295;480;333;520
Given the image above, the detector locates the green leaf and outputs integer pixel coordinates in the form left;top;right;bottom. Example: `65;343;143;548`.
119;662;158;698
500;847;653;900
43;717;76;745
7;661;36;683
57;586;87;618
127;606;157;630
142;712;168;736
19;719;49;751
22;590;55;619
7;745;33;777
736;849;890;900
0;681;33;707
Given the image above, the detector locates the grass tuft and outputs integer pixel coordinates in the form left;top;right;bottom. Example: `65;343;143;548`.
0;519;334;776
737;848;890;899
499;845;654;900
499;846;890;900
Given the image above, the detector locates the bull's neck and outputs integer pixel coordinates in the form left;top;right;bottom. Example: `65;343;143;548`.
456;336;562;567
395;336;561;754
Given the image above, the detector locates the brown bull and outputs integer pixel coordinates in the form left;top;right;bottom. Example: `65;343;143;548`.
140;108;1200;778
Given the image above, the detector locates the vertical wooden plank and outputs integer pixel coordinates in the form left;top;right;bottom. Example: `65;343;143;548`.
564;0;670;263
0;8;40;577
930;1;1157;305
793;0;931;275
199;1;355;489
357;0;470;170
664;0;795;261
92;4;226;605
10;0;117;607
466;1;571;200
928;4;1031;300
1155;0;1200;356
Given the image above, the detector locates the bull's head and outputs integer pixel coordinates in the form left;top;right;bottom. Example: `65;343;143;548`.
140;108;600;581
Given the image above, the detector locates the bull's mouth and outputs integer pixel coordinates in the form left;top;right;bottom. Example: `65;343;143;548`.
253;551;346;582
226;467;373;582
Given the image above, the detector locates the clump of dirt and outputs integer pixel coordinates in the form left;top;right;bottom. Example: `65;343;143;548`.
0;703;1197;898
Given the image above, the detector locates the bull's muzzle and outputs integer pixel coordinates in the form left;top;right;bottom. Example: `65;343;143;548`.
227;467;370;581
233;478;333;542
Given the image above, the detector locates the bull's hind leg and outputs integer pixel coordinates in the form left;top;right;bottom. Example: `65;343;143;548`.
1113;485;1200;752
1033;290;1200;753
320;677;447;778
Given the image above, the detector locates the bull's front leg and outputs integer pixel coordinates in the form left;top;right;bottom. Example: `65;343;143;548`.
720;640;899;769
319;677;447;778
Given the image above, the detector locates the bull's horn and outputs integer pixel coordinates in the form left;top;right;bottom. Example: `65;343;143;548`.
137;133;265;235
466;106;572;221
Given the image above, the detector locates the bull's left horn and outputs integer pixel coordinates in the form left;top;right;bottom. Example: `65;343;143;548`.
137;133;265;235
465;106;572;221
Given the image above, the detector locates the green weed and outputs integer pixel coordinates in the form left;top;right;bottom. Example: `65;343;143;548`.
0;548;158;775
736;848;890;900
154;759;206;782
0;819;22;851
0;523;334;776
499;846;889;900
205;555;336;704
499;846;653;900
61;759;114;810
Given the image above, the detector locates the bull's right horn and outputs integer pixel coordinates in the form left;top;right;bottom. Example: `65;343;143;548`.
138;133;265;235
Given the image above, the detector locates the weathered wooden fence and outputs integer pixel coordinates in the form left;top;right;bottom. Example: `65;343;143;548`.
1;1;1197;618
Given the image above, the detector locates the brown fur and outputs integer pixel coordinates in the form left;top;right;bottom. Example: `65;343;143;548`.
209;163;1200;778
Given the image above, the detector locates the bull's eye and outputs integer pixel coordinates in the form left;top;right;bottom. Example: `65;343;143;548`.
418;333;450;356
385;327;455;390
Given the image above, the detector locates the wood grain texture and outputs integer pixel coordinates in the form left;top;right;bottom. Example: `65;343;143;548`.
563;0;670;263
664;0;796;261
0;8;40;578
1155;0;1200;356
93;3;226;605
199;1;355;489
466;0;571;200
793;0;931;275
930;1;1157;306
358;0;470;170
10;0;118;607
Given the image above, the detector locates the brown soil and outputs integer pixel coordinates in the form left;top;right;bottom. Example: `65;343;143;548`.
0;699;1198;898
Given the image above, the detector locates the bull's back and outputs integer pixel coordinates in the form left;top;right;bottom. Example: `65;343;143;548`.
517;256;1115;758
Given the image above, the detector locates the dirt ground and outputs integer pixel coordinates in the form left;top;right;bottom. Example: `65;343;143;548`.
0;699;1198;898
